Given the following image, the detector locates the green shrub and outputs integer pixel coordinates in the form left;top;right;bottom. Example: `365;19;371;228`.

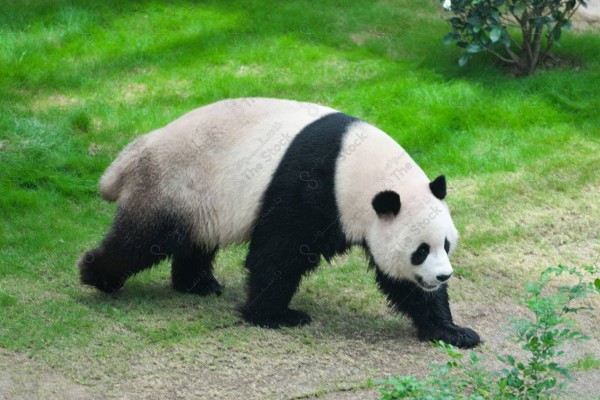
378;264;600;399
441;0;587;75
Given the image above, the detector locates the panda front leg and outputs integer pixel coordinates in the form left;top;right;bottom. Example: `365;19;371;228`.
171;245;223;296
375;269;480;348
242;243;314;328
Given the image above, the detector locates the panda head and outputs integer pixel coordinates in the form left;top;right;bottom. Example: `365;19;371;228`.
366;175;459;291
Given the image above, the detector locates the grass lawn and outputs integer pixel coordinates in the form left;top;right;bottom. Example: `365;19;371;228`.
1;1;599;398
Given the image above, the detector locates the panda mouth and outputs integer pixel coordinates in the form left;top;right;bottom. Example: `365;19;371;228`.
416;276;439;291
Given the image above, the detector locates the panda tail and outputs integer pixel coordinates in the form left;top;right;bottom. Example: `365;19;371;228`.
98;136;146;202
99;162;125;202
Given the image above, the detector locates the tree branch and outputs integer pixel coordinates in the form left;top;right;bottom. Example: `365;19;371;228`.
500;15;522;29
501;43;521;65
530;24;543;74
486;47;518;64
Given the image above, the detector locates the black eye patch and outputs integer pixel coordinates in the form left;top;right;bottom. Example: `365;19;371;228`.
411;243;430;265
444;238;450;253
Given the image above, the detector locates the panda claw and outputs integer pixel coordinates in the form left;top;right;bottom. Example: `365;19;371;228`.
419;324;481;349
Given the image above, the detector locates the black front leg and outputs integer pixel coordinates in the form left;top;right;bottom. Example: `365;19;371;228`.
375;269;480;348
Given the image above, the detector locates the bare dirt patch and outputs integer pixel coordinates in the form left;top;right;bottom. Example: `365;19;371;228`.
0;351;101;400
123;83;148;103
9;299;594;399
31;94;79;112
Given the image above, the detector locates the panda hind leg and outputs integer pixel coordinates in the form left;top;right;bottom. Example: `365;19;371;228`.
171;245;223;296
78;207;174;293
241;244;313;328
78;238;130;293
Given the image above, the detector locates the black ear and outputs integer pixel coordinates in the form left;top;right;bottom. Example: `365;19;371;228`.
372;190;401;217
429;175;447;200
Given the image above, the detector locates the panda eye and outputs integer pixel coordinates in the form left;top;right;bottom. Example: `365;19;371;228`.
444;238;450;254
411;243;430;265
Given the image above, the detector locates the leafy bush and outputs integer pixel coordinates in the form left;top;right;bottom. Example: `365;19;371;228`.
378;265;600;399
441;0;588;75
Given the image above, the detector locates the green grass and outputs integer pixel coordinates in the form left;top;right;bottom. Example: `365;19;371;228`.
0;0;599;394
570;353;600;371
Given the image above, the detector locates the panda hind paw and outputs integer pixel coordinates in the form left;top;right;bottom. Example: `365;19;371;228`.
419;324;481;349
244;308;312;329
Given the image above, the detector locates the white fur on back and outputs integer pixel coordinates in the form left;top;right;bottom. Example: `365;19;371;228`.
102;98;335;247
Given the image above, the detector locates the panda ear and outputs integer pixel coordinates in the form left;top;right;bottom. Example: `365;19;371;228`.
372;190;401;218
429;175;447;200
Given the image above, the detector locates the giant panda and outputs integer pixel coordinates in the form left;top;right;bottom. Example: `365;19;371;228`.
79;98;481;348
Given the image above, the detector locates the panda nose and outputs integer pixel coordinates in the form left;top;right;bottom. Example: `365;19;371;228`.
436;273;453;282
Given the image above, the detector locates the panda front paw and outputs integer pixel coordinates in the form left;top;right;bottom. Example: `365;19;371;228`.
243;308;312;329
419;324;481;349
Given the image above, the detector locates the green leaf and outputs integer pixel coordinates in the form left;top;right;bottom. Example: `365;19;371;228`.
458;54;470;67
553;27;562;41
490;26;502;43
443;32;455;45
466;43;482;53
490;11;500;23
513;1;526;18
594;278;599;290
467;16;482;25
